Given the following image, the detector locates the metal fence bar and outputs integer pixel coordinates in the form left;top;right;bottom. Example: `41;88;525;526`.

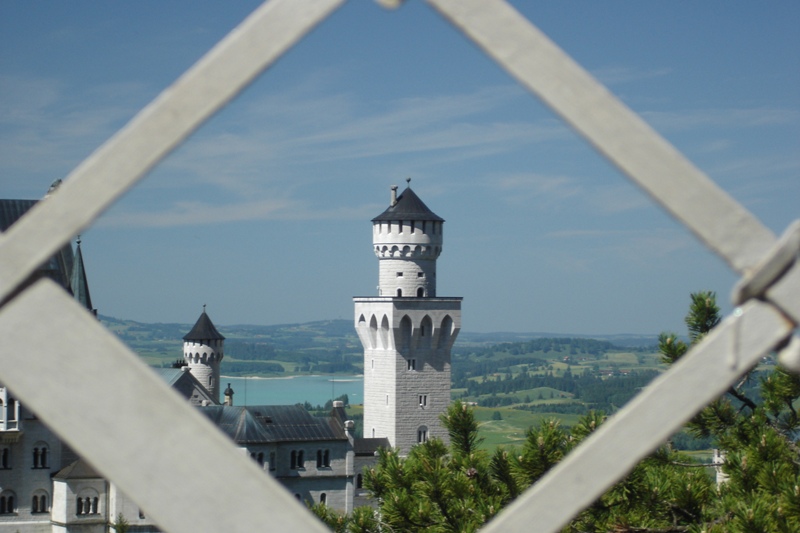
0;0;344;305
424;1;799;530
0;279;332;533
427;0;777;275
0;1;795;532
481;299;794;533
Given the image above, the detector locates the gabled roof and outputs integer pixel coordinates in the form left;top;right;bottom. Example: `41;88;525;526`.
198;405;348;444
183;311;225;341
372;187;444;222
152;367;219;405
54;458;102;480
70;239;93;312
353;437;391;456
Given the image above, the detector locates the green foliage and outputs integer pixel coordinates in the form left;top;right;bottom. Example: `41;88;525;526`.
309;503;378;533
110;513;130;533
316;291;799;532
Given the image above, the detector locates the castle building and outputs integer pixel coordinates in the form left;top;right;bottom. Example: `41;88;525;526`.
354;181;461;454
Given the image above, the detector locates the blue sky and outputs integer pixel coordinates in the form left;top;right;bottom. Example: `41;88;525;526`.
1;1;798;335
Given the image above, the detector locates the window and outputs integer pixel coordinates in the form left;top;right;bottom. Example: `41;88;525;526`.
417;272;424;277
417;427;428;443
32;492;48;514
257;452;264;467
396;288;402;297
396;272;403;277
33;444;49;468
320;493;327;506
1;447;9;469
416;287;424;297
407;359;416;371
0;492;15;514
77;496;99;515
385;394;389;406
297;450;304;469
419;395;427;408
290;450;297;469
139;509;146;519
269;452;276;471
371;359;374;370
356;474;363;489
315;449;330;468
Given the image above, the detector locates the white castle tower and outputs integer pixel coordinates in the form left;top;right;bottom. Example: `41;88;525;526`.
354;180;461;454
183;307;225;402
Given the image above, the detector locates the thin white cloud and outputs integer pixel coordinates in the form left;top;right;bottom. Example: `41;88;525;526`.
591;66;672;86
98;196;384;228
642;108;800;131
496;173;583;202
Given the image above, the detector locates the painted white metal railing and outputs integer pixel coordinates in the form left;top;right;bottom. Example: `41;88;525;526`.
0;1;796;532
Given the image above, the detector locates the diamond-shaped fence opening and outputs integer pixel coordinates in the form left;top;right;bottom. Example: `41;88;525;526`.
0;1;797;532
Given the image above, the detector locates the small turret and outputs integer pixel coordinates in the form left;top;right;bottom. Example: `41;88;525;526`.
183;306;225;401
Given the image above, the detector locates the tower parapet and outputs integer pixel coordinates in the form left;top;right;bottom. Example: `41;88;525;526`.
183;308;225;402
371;181;444;298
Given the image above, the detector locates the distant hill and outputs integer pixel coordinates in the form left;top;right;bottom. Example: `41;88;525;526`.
100;315;659;373
101;315;658;353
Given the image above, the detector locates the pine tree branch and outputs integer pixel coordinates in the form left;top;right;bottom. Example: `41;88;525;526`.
726;385;758;411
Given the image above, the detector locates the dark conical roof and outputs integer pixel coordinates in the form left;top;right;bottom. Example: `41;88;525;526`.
70;239;93;312
372;186;444;222
183;311;225;341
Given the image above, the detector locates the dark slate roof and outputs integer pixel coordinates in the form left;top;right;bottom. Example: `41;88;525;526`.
0;199;36;232
54;458;102;480
183;311;225;341
0;199;75;292
353;437;390;456
70;239;93;311
198;405;347;444
372;187;444;222
152;367;218;405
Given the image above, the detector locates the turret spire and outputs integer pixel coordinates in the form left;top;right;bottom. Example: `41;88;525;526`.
70;236;96;315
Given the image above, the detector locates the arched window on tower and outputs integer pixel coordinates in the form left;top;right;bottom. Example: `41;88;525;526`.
420;316;433;350
400;315;412;350
416;287;424;297
396;288;402;297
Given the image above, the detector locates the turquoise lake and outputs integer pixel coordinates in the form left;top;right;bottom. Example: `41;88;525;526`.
222;375;364;407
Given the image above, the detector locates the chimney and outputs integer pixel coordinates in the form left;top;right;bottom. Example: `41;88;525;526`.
224;383;234;406
390;185;398;206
